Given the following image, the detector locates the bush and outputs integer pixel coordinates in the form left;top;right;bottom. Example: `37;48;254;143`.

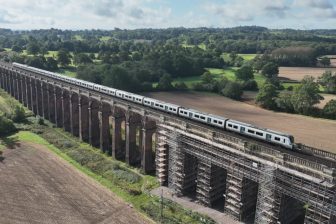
113;169;141;184
11;106;26;123
0;115;16;136
287;86;293;91
221;81;243;100
243;80;258;91
323;99;336;119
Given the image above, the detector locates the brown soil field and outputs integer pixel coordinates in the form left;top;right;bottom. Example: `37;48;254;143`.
279;67;336;81
145;91;336;153
0;141;148;224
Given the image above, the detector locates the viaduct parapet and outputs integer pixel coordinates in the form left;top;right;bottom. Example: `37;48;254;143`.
0;62;335;224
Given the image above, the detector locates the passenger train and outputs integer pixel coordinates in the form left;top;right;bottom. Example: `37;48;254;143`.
11;62;295;149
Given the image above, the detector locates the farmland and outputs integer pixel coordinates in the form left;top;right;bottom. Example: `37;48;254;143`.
279;67;336;81
145;91;336;153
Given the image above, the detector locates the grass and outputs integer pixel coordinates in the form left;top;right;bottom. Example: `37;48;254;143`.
57;67;77;78
100;36;111;41
221;53;257;61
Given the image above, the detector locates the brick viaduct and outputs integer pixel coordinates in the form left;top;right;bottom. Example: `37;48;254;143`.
0;62;335;224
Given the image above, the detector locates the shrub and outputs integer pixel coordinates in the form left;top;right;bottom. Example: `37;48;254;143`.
243;80;258;91
11;106;26;123
0;116;16;136
113;169;141;184
221;81;243;100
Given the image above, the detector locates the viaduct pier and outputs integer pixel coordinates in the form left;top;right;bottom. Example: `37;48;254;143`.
0;62;335;224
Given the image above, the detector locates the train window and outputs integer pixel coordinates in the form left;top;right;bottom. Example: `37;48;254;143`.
256;132;263;136
283;139;286;143
228;124;233;127
213;120;217;123
248;129;255;134
233;125;238;129
195;114;199;118
275;137;280;141
200;116;205;120
218;121;223;125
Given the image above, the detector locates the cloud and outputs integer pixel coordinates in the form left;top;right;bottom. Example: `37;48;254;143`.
294;0;333;9
204;0;289;22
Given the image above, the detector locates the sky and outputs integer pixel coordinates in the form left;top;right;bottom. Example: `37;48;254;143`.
0;0;336;30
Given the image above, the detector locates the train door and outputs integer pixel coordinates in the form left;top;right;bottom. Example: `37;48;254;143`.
207;118;211;123
266;134;272;142
240;126;245;133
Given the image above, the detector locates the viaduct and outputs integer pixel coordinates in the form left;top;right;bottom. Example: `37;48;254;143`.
0;62;335;224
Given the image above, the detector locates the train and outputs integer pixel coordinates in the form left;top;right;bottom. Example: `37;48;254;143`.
11;62;295;149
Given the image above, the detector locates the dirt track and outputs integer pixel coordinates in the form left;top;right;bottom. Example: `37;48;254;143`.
0;142;148;224
145;91;336;153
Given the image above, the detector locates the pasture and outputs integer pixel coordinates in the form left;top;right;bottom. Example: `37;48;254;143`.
145;91;336;153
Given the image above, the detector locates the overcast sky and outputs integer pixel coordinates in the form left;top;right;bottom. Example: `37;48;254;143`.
0;0;335;30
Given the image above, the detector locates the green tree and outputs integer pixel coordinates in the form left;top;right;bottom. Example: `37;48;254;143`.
26;41;40;55
157;74;174;91
320;57;331;67
221;81;243;100
318;71;336;93
57;49;71;67
201;71;213;84
11;106;26;123
74;53;93;65
261;62;279;78
323;99;336;119
276;92;294;112
46;57;58;71
291;76;323;114
255;83;278;109
0;115;16;136
12;45;22;53
235;65;254;81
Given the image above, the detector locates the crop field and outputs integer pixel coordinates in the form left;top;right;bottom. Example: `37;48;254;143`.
145;91;336;153
279;67;336;81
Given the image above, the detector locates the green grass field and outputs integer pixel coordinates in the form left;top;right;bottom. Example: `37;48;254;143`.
57;67;77;78
221;53;257;61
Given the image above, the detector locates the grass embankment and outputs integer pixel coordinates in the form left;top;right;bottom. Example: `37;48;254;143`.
0;90;215;224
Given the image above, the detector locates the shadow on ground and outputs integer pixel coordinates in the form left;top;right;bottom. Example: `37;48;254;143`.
1;136;20;149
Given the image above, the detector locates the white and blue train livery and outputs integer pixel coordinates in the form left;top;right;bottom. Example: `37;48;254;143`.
12;62;295;149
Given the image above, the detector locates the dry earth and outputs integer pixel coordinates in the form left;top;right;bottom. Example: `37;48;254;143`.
145;91;336;153
279;67;336;81
0;141;148;224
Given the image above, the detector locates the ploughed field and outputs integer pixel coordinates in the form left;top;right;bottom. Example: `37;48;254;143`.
145;91;336;153
279;67;336;81
0;142;147;224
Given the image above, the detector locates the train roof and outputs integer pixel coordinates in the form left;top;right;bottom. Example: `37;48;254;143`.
228;119;292;137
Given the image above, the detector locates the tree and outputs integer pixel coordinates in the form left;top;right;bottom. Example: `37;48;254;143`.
12;45;22;53
0;115;16;136
201;71;213;84
11;106;26;123
320;57;331;67
261;62;279;78
57;49;71;67
235;65;254;81
74;53;93;65
276;92;294;112
255;83;278;109
291;76;323;114
27;38;40;55
318;71;336;93
323;99;336;119
221;81;243;100
243;80;258;91
157;74;174;91
46;57;58;71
